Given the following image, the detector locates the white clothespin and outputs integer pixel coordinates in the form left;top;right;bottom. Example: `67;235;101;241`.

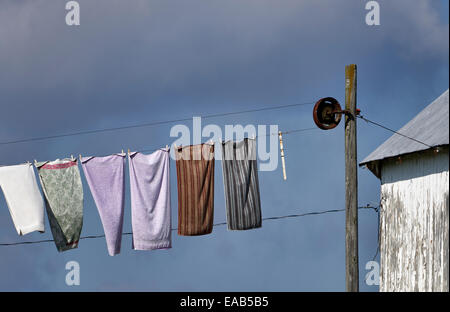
278;131;287;181
71;155;75;161
121;149;124;156
79;154;82;160
166;145;169;150
34;159;38;166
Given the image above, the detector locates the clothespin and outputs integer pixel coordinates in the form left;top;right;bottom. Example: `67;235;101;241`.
34;159;38;166
127;149;130;156
79;154;82;160
121;149;124;156
166;145;168;150
278;131;287;181
71;155;75;161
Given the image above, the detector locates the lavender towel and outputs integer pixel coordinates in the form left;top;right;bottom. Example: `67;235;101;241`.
128;148;171;250
81;154;125;256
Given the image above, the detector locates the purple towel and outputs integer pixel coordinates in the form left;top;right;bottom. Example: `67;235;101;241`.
128;148;171;250
81;154;125;256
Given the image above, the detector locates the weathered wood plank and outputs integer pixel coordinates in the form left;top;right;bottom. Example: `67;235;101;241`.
380;148;449;291
345;64;359;292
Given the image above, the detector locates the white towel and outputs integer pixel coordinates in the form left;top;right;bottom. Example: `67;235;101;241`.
0;163;45;235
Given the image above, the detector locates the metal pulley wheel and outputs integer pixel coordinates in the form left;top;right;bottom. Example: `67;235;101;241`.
313;97;342;130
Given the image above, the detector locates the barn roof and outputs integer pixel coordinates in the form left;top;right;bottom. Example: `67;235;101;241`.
360;89;449;177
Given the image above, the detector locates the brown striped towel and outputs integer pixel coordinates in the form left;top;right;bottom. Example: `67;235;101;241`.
221;138;262;230
175;143;215;236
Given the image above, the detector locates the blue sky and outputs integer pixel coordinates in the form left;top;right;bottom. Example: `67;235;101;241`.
0;0;448;291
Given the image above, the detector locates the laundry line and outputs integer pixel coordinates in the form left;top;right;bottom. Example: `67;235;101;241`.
0;129;305;252
0;101;316;146
0;205;378;247
93;126;318;157
19;126;318;165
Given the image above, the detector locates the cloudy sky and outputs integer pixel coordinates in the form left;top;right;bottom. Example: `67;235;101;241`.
0;0;448;291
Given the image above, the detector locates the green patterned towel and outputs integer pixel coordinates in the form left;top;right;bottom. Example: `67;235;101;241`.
36;159;83;252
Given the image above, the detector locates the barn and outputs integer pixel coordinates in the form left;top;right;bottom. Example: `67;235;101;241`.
360;89;449;292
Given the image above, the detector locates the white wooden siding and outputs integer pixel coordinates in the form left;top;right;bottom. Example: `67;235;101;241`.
379;148;449;292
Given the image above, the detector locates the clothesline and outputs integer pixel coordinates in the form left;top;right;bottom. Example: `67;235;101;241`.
4;126;317;167
0;205;379;247
80;126;317;159
1;100;406;255
0;101;316;146
0;138;289;254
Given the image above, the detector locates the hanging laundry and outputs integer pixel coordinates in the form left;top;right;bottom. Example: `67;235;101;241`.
128;148;171;250
221;138;262;230
0;163;45;235
81;154;125;256
36;158;83;252
175;143;215;236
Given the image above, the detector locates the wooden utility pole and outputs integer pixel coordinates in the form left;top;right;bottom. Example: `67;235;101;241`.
345;64;359;292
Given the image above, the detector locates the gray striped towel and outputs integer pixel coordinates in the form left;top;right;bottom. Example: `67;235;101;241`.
221;138;262;230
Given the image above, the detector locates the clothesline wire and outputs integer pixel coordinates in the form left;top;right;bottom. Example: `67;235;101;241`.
115;127;318;157
0;205;378;247
8;126;317;163
357;115;433;149
0;101;315;146
0;126;318;167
